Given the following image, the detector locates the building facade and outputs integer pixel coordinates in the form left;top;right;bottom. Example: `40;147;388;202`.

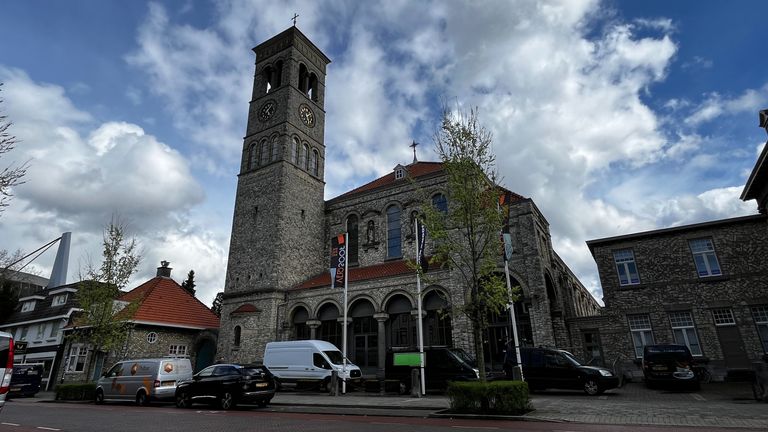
218;26;601;378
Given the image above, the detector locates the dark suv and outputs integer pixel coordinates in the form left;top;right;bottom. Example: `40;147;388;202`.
503;346;619;395
9;363;43;398
385;347;478;393
175;364;275;410
642;344;699;390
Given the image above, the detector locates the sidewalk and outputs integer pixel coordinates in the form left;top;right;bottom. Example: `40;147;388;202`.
28;382;768;429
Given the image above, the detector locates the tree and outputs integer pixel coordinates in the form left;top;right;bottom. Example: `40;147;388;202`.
73;218;141;380
210;291;224;317
181;270;196;296
421;107;509;382
0;83;28;216
0;249;27;322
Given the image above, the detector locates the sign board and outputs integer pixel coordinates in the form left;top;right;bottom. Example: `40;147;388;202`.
14;340;28;354
393;352;424;367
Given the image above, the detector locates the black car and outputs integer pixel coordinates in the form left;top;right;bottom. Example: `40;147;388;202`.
8;363;43;398
385;347;479;393
175;364;275;410
642;344;699;390
503;346;619;395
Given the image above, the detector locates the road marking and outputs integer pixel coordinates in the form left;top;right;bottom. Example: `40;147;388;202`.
371;422;403;425
36;428;61;431
450;427;499;430
691;393;706;401
1;422;20;427
599;396;607;400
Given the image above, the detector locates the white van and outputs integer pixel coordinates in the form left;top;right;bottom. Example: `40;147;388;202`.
95;357;193;405
263;340;362;391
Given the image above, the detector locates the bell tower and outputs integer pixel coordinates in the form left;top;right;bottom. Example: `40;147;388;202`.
224;27;331;300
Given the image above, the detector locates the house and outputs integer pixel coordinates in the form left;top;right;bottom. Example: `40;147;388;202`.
59;262;220;383
217;26;601;378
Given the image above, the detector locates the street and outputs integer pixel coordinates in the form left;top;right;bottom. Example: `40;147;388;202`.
0;397;766;432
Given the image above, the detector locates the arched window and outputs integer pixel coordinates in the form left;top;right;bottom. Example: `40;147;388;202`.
249;143;258;170
271;137;280;161
308;73;318;101
311;149;319;176
292;138;299;165
292;307;309;340
263;61;283;93
274;60;283;87
347;215;359;264
298;64;308;93
263;66;274;93
302;144;309;170
432;193;448;213
260;140;269;165
387;205;402;258
233;326;241;346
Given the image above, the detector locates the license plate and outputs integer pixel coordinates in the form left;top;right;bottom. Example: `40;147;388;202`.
652;365;667;371
255;382;268;388
10;387;21;391
160;380;175;386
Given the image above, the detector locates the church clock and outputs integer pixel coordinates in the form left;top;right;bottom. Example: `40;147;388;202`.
299;104;315;127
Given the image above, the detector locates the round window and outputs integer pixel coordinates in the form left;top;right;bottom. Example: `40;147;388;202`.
146;332;158;344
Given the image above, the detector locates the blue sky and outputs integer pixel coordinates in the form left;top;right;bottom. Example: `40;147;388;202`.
1;0;766;307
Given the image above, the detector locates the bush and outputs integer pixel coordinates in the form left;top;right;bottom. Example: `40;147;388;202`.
446;380;531;415
55;383;97;401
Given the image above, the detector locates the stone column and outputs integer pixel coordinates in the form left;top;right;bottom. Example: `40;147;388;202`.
374;312;389;394
307;319;321;340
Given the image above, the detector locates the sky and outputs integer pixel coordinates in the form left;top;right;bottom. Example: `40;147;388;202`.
1;0;767;308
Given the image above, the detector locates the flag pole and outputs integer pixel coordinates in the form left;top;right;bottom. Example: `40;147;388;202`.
415;219;426;396
342;232;349;394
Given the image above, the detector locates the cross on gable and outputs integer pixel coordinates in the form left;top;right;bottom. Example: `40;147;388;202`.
292;13;299;26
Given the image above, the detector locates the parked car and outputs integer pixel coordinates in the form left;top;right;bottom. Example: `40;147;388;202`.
642;344;699;390
0;332;13;414
503;345;619;395
95;357;193;405
385;347;479;393
263;340;362;391
8;363;43;398
175;363;275;410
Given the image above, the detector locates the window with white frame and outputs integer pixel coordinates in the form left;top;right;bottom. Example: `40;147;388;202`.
146;332;158;344
395;168;404;180
35;324;45;341
712;308;736;326
52;294;68;306
613;249;640;286
628;314;654;358
669;311;702;356
751;305;768;353
689;238;722;277
169;344;188;356
66;344;87;372
48;320;61;338
21;301;35;312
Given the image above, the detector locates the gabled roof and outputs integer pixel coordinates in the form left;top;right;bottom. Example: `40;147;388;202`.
120;277;220;329
329;162;445;202
292;259;423;291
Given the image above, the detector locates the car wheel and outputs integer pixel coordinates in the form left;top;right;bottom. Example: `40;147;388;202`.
136;391;149;406
219;391;236;410
175;391;191;408
583;379;602;395
94;389;104;405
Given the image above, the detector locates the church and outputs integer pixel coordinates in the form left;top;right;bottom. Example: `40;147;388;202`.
217;26;601;378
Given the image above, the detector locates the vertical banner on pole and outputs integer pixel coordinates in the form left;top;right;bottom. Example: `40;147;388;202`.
330;234;346;289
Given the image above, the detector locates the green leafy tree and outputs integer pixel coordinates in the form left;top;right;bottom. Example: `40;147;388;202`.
73;218;141;380
181;270;196;297
210;291;224;317
421;107;509;381
0;83;28;216
0;249;27;322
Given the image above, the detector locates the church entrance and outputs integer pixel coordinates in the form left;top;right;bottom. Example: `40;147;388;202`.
349;299;377;374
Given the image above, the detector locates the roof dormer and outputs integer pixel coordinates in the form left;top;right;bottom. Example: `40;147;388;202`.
394;164;406;180
19;295;45;312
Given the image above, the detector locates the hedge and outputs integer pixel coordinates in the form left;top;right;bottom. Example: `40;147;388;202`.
55;383;97;401
446;380;531;415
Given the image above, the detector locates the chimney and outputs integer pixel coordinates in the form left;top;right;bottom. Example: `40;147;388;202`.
47;232;71;288
157;260;172;278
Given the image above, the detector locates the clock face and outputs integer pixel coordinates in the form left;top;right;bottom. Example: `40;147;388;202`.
258;101;276;122
299;104;315;128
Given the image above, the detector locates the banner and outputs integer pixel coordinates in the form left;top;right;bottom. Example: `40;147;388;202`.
417;220;428;273
330;234;347;289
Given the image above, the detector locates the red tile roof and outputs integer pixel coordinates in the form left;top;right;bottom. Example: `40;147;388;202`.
120;277;220;329
332;162;445;201
293;259;419;291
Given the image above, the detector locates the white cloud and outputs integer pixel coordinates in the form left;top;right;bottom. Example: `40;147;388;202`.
686;84;768;126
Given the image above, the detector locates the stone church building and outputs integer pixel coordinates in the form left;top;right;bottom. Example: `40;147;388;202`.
218;26;601;377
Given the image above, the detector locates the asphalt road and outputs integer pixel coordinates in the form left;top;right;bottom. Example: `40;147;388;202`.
1;399;766;432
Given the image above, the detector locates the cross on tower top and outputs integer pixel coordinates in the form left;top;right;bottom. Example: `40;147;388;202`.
292;13;299;27
410;141;419;164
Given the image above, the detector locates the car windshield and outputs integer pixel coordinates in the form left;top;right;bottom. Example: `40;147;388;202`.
451;348;476;367
562;351;584;367
323;350;344;365
645;346;691;362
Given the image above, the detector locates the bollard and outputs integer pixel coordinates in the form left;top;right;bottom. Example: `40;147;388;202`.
510;365;523;381
410;368;422;398
330;370;339;396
